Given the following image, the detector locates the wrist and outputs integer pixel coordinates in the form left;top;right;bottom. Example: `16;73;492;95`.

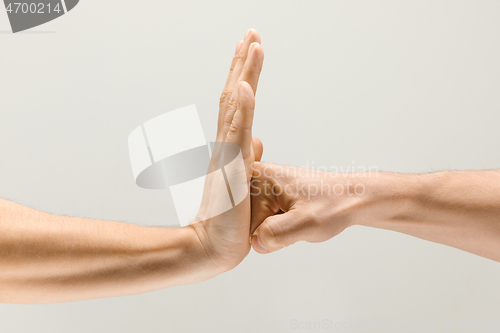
179;224;225;282
134;225;222;287
187;221;245;274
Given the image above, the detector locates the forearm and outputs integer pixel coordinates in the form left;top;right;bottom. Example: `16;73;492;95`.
357;170;500;261
0;199;217;304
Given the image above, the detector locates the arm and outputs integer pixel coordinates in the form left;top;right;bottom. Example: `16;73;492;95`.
0;198;212;303
250;163;500;262
0;29;265;304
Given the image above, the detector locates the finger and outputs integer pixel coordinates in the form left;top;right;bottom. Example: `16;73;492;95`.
226;29;261;92
217;39;243;136
222;40;244;91
250;182;278;235
250;163;282;234
226;81;255;159
251;210;317;254
220;34;263;140
252;137;263;162
218;30;260;139
237;42;264;94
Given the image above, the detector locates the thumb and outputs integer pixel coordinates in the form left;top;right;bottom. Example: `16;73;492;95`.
251;210;316;254
252;137;263;162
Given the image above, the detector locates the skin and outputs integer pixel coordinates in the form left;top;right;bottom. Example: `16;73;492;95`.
0;29;264;304
2;29;498;304
250;163;500;262
190;29;264;273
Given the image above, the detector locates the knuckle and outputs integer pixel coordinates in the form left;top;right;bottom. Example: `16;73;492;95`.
228;123;238;135
233;53;244;63
227;95;237;109
263;218;285;249
219;91;231;105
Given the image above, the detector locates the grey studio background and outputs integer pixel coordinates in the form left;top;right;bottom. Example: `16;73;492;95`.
1;1;500;332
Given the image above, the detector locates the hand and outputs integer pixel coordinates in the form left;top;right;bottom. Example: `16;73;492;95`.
188;29;264;272
250;163;371;254
0;30;266;301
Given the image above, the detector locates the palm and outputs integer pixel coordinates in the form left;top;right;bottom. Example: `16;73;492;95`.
189;30;264;272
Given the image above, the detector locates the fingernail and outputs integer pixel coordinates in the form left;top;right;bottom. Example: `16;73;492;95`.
248;42;257;54
244;29;251;40
252;235;268;254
